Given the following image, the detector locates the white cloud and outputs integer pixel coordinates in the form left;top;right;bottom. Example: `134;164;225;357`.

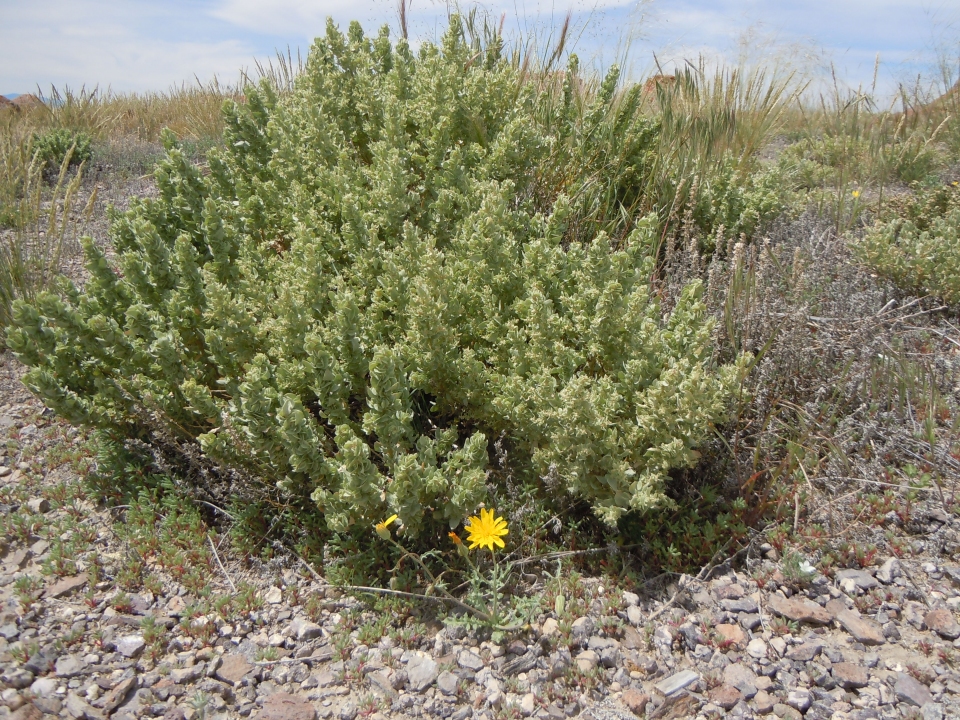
209;0;383;36
0;1;257;93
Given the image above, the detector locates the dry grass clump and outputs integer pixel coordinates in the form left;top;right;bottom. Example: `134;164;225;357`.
660;205;960;572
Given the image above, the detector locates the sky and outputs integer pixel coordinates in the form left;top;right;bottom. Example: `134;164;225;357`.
1;0;959;101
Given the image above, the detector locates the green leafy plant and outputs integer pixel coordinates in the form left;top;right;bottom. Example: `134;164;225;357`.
8;16;745;544
31;128;92;178
855;183;960;305
13;574;43;608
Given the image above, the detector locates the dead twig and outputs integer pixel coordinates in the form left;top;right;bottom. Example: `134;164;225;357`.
207;533;237;593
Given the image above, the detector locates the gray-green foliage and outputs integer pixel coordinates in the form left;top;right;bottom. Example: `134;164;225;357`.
855;184;960;305
32;128;92;178
9;18;745;534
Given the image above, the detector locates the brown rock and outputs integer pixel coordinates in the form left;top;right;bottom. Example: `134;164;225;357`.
151;679;186;702
785;641;822;662
97;676;137;713
5;548;32;570
824;599;848;616
255;693;317;720
722;664;758;698
216;654;253;684
753;690;775;714
924;608;960;640
9;705;42;720
44;573;88;599
624;650;658;676
707;684;742;710
649;694;699;720
832;662;869;689
715;584;745;600
621;687;650;714
0;96;16;112
835;608;885;645
715;623;747;648
622;625;645;650
767;594;833;625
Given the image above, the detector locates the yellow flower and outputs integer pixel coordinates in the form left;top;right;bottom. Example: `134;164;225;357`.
375;514;398;540
851;190;860;198
464;508;508;551
953;181;959;187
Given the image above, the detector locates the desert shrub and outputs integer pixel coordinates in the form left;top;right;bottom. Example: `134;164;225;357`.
8;18;744;539
855;183;960;304
31;128;92;177
691;157;797;253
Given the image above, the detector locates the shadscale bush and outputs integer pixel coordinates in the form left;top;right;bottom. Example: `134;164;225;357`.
9;18;746;538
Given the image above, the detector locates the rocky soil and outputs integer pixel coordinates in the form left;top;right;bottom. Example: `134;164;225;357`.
1;350;960;720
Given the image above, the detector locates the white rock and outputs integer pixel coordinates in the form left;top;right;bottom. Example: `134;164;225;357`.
575;650;599;672
457;650;484;672
747;638;767;659
787;689;812;712
520;693;536;716
407;654;439;692
1;688;24;710
55;654;85;677
116;634;146;658
622;591;640;606
541;618;559;637
264;586;283;604
655;669;700;696
876;557;901;584
30;677;58;697
627;605;643;626
769;637;787;656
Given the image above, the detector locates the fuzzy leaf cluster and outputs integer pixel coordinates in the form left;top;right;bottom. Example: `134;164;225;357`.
9;18;744;534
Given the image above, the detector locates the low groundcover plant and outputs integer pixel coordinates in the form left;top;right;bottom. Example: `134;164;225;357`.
7;16;745;544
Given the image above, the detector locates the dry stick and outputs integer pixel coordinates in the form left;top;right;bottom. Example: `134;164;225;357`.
512;543;645;567
756;593;769;635
252;656;325;667
207;533;237;593
890;306;949;324
199;500;235;520
902;325;960;351
293;552;506;627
